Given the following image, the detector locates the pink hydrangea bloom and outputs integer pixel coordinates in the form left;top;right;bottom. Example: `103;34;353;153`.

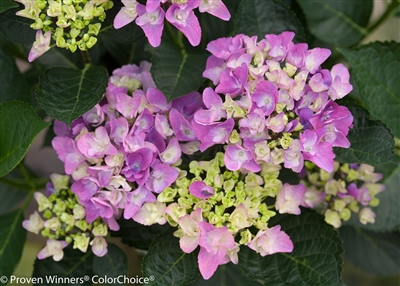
248;225;294;256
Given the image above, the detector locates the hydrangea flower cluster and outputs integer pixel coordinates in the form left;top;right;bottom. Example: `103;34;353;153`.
28;31;361;280
22;174;109;261
300;162;385;228
114;0;230;47
199;31;354;175
14;0;114;61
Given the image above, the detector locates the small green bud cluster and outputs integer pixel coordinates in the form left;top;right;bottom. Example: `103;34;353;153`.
15;0;114;52
24;174;108;254
161;152;283;245
301;162;385;228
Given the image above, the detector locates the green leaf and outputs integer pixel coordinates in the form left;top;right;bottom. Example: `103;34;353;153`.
0;0;18;14
151;41;208;102
334;102;397;165
142;233;200;286
92;244;127;283
33;245;94;286
36;64;108;126
238;210;344;286
0;8;35;46
0;47;30;103
191;263;262;286
0;101;50;177
0;209;27;285
111;219;174;250
339;42;400;137
340;227;400;276
234;0;306;43
343;157;400;232
297;0;372;47
0;167;27;215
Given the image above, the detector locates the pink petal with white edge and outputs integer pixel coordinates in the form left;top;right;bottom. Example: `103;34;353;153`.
180;235;200;253
166;5;201;46
114;4;138;29
28;30;51;62
199;0;231;21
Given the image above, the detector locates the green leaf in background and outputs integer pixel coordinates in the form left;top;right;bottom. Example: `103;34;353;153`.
0;0;18;13
0;209;27;286
191;263;262;286
0;101;50;177
92;244;128;284
0;167;27;215
0;47;30;103
33;245;94;286
340;42;400;137
111;219;174;250
234;0;306;43
334;103;397;165
36;64;108;126
238;210;343;286
151;41;208;102
340;227;400;276
142;234;200;286
0;8;35;46
343;156;400;232
297;0;372;47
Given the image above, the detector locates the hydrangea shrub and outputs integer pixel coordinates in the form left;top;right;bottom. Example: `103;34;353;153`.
0;0;399;285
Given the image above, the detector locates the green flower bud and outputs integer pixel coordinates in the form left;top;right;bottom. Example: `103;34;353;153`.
324;209;341;228
229;129;241;144
208;212;224;225
60;213;75;227
92;6;104;17
339;208;351;221
92;223;108;236
304;161;315;170
56;16;71;28
75;220;89;231
53;199;67;213
158;187;177;202
47;0;62;17
71;19;85;29
88;23;101;36
78;41;87;51
268;140;277;148
275;103;286;113
369;197;380;207
65;236;73;244
333;200;346;212
239;230;252;245
56;35;67;48
223;179;235;192
73;233;90;252
36;0;47;10
194;201;213;213
43;209;53;219
189;161;203;176
68;43;77;52
215;205;225;216
70;28;81;39
346;169;359;182
30;18;43;30
319;169;332;181
41;228;51;237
